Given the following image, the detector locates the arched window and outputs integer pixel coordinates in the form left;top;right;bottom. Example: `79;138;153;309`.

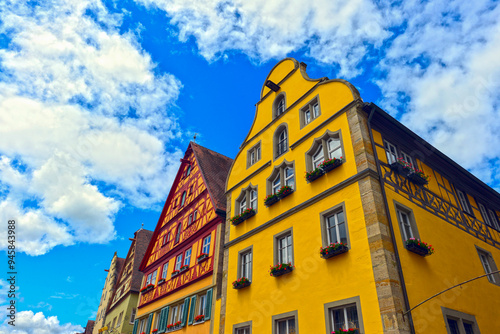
306;130;344;172
235;185;258;213
267;160;295;195
274;124;289;159
180;191;187;206
273;93;286;119
185;164;191;177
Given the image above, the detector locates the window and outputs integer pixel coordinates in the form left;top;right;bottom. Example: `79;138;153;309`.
188;214;193;225
273;93;286;119
305;130;344;172
151;269;157;285
163;231;170;246
442;307;480;334
330;304;359;331
184;248;191;267
189;185;193;195
274;229;293;265
146;273;152;286
175;223;182;243
117;312;123;326
476;246;500;285
198;293;206;316
185;164;191;177
384;140;398;164
111;317;116;329
175;254;183;271
267;161;295;195
247;142;261;168
320;204;351;249
161;262;168;279
180;191;187;207
272;311;298;334
276;127;288;158
488;209;500;230
236;185;258;214
202;235;211;255
234;325;251;334
238;247;253;281
401;151;412;165
169;303;184;324
479;202;500;230
153;311;160;330
456;189;472;215
193;210;198;221
394;203;420;243
300;96;321;128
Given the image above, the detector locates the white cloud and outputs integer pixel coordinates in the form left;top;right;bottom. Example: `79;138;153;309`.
0;0;183;255
136;0;391;77
0;311;83;334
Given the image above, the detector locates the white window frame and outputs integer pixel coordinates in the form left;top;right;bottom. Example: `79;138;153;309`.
202;235;211;255
300;96;321;128
327;137;342;160
247;142;262;168
325;210;348;245
198;293;207;316
442;307;480;334
151;270;157;285
146;273;152;286
236;185;258;214
401;151;412;165
272;175;281;194
456;189;471;214
277;129;288;157
272;311;298;334
161;262;168;279
384;140;398;164
476;246;500;285
175;254;183;271
184;248;191;267
330;304;360;331
312;145;324;169
276;318;295;334
274;229;293;265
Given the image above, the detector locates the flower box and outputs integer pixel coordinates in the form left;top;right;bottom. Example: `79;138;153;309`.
194;314;205;323
320;157;344;173
408;172;429;185
171;270;180;278
166;321;182;331
270;263;294;277
231;208;256;226
277;186;293;199
264;194;280;207
320;242;349;259
232;277;251;289
390;159;413;176
180;265;189;273
140;284;154;293
157;278;166;285
405;238;434;256
305;168;324;183
152;329;158;333
197;253;208;262
332;329;359;334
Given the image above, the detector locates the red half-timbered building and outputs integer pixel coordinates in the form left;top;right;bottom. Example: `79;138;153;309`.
134;142;232;334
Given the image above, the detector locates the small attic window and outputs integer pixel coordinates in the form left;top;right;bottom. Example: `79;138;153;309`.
273;93;286;119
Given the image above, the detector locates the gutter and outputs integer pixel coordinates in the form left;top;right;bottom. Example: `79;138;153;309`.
366;103;416;334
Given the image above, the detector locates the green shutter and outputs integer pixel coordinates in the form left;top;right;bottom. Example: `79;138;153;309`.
204;288;213;320
145;313;153;334
132;319;139;334
159;306;169;333
187;295;197;325
181;297;190;327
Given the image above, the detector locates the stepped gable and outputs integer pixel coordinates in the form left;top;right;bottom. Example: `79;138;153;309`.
191;142;233;212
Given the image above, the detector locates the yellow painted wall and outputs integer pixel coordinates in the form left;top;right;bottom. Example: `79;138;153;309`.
224;59;383;333
372;128;500;333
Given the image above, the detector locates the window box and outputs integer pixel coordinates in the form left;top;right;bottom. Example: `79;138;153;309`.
232;277;251;289
140;284;154;293
305;168;324;183
197;253;209;263
277;185;293;199
152;329;158;333
407;172;429;186
405;238;434;256
319;157;344;173
171;270;180;278
179;265;189;273
320;242;349;259
157;278;166;285
269;263;294;277
166;321;182;331
390;158;413;176
264;194;279;207
332;329;359;334
194;314;205;323
230;208;256;226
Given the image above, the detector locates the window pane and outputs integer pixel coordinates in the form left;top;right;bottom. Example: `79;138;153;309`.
273;176;281;194
328;138;342;159
313;145;324;168
332;309;345;329
346;305;359;328
313;103;319;117
327;215;338;244
285;167;294;189
288;319;295;334
447;318;460;334
305;109;311;124
240;198;247;213
463;322;474;334
278;320;287;334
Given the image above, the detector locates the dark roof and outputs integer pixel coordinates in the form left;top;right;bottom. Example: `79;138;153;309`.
83;320;94;334
131;228;154;291
191;142;233;211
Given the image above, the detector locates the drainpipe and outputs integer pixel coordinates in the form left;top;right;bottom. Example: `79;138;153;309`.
366;104;416;334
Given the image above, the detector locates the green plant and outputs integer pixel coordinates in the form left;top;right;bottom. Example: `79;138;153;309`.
269;262;294;276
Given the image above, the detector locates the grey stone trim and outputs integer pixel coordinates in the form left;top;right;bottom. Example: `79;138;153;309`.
273;227;294;265
393;200;421;241
236;245;253;281
226;161;272;195
271;310;299;334
323;296;364;334
304;129;345;172
474;245;500;286
441;307;481;334
299;94;321;129
246;141;262;169
225;168;379;248
319;202;351;248
233;320;252;334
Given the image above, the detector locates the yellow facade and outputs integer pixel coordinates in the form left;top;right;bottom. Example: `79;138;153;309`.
221;58;500;334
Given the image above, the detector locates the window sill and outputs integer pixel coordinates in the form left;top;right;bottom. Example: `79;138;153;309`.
270;267;293;277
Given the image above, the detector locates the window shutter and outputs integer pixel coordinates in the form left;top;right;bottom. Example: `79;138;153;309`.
188;295;197;325
181;297;190;327
145;313;153;334
159;306;169;333
132;319;139;334
204;288;213;320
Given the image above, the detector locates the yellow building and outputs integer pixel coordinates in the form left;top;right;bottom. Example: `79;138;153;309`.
134;143;232;334
221;58;500;334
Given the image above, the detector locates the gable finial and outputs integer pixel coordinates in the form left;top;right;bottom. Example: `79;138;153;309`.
193;133;197;143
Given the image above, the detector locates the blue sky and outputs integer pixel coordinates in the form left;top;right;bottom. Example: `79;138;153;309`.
0;0;500;332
